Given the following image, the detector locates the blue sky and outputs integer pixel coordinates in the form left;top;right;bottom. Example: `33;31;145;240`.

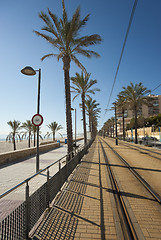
0;0;161;138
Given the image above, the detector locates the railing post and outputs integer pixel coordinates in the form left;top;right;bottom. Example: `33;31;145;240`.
66;155;69;180
25;180;30;239
59;160;61;171
47;168;50;208
58;160;61;190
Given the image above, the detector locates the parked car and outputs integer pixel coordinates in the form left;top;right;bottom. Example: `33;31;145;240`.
141;136;159;147
142;136;158;141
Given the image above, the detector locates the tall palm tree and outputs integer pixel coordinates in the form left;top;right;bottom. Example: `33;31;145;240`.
71;72;100;145
85;98;100;133
116;94;127;141
6;120;21;150
45;122;63;141
21;120;33;148
85;98;100;139
34;0;102;158
120;82;151;144
91;108;101;138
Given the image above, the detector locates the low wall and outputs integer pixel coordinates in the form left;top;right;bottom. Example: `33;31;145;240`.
0;142;60;166
126;127;161;140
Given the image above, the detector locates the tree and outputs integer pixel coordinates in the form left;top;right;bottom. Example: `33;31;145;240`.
45;122;63;141
120;82;151;144
34;0;102;158
85;98;100;138
6;120;21;150
71;72;100;144
116;94;127;141
21;120;33;148
31;125;43;147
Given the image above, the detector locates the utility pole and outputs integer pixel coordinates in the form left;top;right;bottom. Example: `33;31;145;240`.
115;103;118;145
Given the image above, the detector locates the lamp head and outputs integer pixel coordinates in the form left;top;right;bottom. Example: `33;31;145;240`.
21;66;36;76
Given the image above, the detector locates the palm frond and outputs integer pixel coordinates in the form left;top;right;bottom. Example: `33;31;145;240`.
48;8;62;40
72;93;79;101
73;48;100;58
34;31;61;49
73;34;102;48
41;53;59;61
70;54;87;73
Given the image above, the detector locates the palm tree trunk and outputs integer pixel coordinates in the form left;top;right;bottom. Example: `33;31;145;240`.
13;134;16;151
28;132;31;148
63;55;73;159
122;109;125;141
89;114;91;132
134;106;138;144
82;94;87;145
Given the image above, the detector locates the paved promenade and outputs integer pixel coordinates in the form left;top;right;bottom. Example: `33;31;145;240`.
0;141;83;221
31;139;122;239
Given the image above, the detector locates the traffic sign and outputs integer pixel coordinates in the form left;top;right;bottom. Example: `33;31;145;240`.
32;114;43;127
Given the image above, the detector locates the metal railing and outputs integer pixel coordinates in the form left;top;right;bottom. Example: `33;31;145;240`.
0;140;94;239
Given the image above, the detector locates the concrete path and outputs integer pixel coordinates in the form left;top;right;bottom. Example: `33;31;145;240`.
0;141;83;221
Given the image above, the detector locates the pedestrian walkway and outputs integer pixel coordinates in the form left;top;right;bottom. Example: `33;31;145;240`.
0;140;84;221
0;140;83;195
31;139;121;239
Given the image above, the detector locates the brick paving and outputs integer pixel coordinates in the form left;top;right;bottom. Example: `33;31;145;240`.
31;137;161;240
31;139;122;239
101;137;161;240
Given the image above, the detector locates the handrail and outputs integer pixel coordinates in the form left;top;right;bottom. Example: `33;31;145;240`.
0;143;84;200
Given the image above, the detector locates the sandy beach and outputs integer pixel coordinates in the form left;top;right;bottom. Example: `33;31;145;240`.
0;138;66;154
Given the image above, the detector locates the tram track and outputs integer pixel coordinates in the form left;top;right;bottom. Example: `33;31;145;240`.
101;137;161;204
98;136;161;239
118;139;161;161
98;139;137;240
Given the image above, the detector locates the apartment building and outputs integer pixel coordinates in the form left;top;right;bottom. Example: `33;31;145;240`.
117;94;161;135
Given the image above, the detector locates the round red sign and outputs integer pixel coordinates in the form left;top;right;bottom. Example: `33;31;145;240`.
32;114;43;127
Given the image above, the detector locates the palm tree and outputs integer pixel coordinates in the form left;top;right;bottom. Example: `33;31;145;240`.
85;98;100;139
21;120;33;148
6;120;21;150
31;125;43;147
34;0;102;158
71;72;100;145
116;94;127;141
85;98;100;132
45;122;63;141
91;108;101;138
120;82;151;144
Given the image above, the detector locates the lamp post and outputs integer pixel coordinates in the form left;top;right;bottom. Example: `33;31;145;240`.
21;66;41;172
114;103;118;145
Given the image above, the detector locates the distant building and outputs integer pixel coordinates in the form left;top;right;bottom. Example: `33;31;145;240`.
117;94;161;135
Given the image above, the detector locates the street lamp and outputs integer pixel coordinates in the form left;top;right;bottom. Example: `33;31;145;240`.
114;103;118;145
21;66;41;172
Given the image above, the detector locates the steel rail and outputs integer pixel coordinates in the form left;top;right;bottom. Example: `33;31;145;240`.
101;137;161;204
98;138;136;240
119;140;161;157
